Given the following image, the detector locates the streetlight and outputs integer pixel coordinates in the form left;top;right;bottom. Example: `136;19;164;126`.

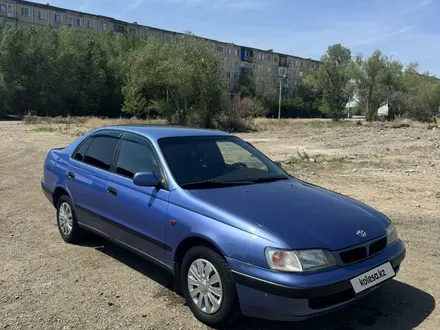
278;74;286;120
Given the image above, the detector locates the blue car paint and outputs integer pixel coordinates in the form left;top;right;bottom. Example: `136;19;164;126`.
41;125;406;321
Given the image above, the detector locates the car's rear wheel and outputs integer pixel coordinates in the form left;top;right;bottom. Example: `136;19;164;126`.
181;246;240;327
56;195;85;244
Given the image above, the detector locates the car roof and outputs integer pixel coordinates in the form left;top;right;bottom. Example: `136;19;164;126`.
98;124;230;141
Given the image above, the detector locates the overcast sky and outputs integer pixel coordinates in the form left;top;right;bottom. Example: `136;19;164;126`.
33;0;440;76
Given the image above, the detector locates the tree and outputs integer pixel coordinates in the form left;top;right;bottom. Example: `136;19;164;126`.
122;34;225;127
352;50;387;121
403;64;440;121
305;44;353;120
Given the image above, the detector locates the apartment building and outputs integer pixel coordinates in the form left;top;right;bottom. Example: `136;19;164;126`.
0;0;320;92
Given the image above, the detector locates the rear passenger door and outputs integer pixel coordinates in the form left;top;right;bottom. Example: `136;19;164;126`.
67;131;120;229
102;133;170;264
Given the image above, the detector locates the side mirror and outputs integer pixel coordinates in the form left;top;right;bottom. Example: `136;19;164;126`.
133;172;160;188
274;161;282;167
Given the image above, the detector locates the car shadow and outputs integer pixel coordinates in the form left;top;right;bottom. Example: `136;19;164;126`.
81;238;435;330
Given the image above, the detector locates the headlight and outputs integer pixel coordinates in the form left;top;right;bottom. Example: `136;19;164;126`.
265;248;336;272
386;222;398;245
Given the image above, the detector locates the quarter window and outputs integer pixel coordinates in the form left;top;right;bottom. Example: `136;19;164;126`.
115;137;159;179
83;136;119;171
73;138;93;162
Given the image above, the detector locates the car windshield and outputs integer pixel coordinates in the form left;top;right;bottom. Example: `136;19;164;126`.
158;136;289;189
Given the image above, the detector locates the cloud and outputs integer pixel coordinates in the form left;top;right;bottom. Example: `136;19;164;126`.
352;24;418;46
125;0;147;12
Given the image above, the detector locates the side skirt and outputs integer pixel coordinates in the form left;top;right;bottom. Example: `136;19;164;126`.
78;222;174;274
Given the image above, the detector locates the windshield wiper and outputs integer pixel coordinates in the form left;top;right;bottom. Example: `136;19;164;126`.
251;176;289;184
180;180;254;190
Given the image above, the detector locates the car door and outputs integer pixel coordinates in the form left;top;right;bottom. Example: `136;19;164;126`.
66;131;120;229
102;133;170;264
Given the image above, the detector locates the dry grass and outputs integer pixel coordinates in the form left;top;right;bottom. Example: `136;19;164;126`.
26;116;167;136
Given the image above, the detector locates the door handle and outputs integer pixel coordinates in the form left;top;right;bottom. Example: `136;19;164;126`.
67;171;75;179
107;187;117;196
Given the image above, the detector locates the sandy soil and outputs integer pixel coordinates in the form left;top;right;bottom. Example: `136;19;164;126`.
0;120;439;329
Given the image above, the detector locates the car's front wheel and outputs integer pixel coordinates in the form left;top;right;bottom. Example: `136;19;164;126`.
181;246;240;327
56;195;85;244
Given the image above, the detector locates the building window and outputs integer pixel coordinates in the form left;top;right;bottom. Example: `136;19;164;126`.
226;72;231;78
165;36;171;43
228;48;232;55
299;71;304;77
294;60;298;66
1;3;12;14
252;64;256;70
68;16;81;27
88;20;96;29
234;72;240;79
235;49;240;56
244;51;249;57
129;28;136;35
267;55;272;61
274;56;278;62
301;61;304;67
234;61;239;68
21;7;30;17
216;45;224;53
279;67;287;75
38;10;47;20
102;22;108;31
54;14;62;23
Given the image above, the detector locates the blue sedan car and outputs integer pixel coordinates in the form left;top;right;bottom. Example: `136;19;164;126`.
41;125;405;327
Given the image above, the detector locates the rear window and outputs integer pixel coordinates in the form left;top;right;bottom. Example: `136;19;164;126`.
83;136;119;171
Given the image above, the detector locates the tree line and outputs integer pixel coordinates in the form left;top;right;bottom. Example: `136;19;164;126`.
0;20;438;126
304;44;440;121
0;21;255;129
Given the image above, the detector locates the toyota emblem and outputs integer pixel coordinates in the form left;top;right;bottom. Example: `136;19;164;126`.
356;230;367;238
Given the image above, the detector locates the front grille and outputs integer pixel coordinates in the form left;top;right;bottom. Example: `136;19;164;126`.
369;237;387;255
309;288;355;309
340;247;367;264
339;236;387;265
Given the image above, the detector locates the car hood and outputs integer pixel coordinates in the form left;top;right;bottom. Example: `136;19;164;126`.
189;178;389;250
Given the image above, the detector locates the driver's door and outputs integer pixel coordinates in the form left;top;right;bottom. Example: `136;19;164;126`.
102;133;170;264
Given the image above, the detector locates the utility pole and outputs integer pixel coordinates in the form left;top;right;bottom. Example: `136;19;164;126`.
278;75;286;120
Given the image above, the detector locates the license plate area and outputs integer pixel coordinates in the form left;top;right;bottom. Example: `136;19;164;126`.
350;262;395;294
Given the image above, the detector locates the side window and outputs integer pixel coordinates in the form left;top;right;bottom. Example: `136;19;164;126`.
83;136;119;171
73;137;92;162
115;138;159;179
216;141;268;171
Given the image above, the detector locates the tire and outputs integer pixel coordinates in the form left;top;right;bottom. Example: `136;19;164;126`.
181;246;240;327
56;195;85;244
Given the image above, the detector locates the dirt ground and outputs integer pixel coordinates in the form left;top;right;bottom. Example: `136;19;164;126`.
0;120;439;329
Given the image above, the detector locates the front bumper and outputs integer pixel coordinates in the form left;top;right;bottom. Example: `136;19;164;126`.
228;240;405;321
